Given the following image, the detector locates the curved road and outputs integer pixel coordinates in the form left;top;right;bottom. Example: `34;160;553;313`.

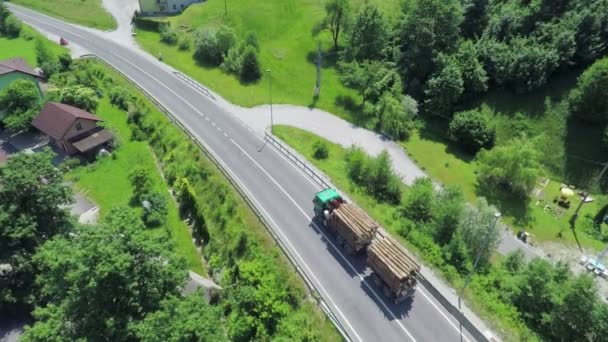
10;5;478;342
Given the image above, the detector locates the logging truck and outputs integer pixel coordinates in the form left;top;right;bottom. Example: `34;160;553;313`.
313;188;421;302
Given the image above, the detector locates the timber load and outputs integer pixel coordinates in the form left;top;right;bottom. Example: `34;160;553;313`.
367;234;420;301
327;203;378;253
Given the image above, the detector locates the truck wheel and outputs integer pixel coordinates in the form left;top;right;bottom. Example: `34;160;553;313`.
371;273;382;287
344;243;354;255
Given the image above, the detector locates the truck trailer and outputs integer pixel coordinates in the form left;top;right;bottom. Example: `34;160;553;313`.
313;188;420;302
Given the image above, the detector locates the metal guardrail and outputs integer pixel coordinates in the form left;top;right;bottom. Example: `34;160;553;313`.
174;72;216;100
79;54;352;342
264;132;333;190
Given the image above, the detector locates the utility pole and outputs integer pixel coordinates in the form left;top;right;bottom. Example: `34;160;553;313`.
314;43;322;98
458;212;501;310
224;0;227;16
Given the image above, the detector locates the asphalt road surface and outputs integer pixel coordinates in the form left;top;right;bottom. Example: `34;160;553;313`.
10;5;479;341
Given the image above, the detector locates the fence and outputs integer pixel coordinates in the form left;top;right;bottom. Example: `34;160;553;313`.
79;54;352;342
174;72;216;100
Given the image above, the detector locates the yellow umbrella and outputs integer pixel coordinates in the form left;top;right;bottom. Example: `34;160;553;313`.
561;188;575;198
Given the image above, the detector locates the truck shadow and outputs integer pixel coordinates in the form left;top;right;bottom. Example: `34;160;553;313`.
360;274;414;321
309;218;367;276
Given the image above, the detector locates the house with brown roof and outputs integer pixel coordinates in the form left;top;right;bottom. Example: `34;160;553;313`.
0;57;42;95
32;102;113;156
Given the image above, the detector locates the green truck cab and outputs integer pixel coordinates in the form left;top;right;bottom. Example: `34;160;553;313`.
313;188;342;219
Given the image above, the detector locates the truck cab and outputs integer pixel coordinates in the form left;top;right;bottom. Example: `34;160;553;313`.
313;188;343;219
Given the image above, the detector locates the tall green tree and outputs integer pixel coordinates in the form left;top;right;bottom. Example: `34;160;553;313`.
343;4;389;62
423;60;464;117
400;177;435;223
22;207;187;341
461;0;489;39
0;79;41;130
397;0;463;97
339;60;402;106
314;0;350;51
433;186;465;245
457;197;501;269
569;57;608;123
0;151;73;316
134;293;227;342
476;137;542;197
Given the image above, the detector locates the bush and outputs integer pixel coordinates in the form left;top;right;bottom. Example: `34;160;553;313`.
239;45;262;81
2;15;22;37
109;86;133;111
133;17;168;31
312;141;329;160
58;53;73;72
345;146;401;204
129;167;153;203
178;35;191;51
193;26;235;65
141;192;168;227
221;43;244;74
449;108;496;153
159;23;178;45
60;85;99;112
244;32;260;52
399;177;435;222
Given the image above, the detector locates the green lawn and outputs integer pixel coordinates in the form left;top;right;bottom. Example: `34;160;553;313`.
11;0;116;30
66;66;205;276
135;0;400;124
0;26;66;65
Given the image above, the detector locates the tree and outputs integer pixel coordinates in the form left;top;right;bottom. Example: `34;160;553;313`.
59;85;98;112
548;275;598;341
22;207;187;341
141;192;168;227
314;0;350;51
397;0;463;97
129;167;154;203
453;41;488;95
442;230;470;272
339;60;402;106
159;23;178;45
569;57;608;123
433;186;465;245
476;137;542;196
35;39;59;77
134;294;227;342
193;26;235;65
0;151;73;315
0;79;40;130
424;60;464;117
376;93;417;140
448;108;496;153
457;198;501;269
400;177;435;223
240;45;262;82
2;15;22;38
366;151;402;204
461;0;489;39
343;4;389;61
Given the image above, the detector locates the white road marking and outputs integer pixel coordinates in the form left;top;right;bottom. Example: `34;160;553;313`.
223;132;228;138
13;9;470;341
205;116;210;121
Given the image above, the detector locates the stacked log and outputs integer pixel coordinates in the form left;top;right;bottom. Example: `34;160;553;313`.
329;203;378;252
367;235;420;296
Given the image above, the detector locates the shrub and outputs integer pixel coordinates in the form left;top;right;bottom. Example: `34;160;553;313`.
312;141;329;160
193;26;236;65
345;146;401;204
60;85;99;112
109;86;132;110
244;32;260;52
178;35;191;51
129;167;153;203
239;45;262;81
399;177;435;222
449;108;496;153
159;23;178;45
58;53;73;72
221;43;244;74
141;192;168;227
2;15;22;37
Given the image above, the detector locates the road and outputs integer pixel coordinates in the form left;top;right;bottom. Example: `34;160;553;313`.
9;5;479;341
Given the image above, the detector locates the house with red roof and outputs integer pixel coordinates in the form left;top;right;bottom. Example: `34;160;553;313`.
32;102;113;156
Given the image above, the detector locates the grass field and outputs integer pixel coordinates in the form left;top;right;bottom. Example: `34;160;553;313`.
66;65;205;275
11;0;116;30
0;26;66;65
135;0;400;124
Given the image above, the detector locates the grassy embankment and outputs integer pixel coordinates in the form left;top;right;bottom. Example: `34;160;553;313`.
11;0;116;30
0;25;65;63
135;0;400;123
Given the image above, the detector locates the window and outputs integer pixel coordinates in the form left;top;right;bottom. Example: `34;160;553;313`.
173;4;177;10
75;122;83;131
